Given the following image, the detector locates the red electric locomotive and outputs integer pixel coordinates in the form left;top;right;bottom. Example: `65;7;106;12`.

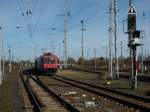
35;52;60;74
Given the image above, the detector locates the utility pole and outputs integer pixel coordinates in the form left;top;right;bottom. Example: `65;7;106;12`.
127;0;141;89
59;43;61;60
108;0;119;79
108;0;113;79
0;27;2;85
8;47;11;73
28;61;30;68
141;12;145;76
58;12;70;68
106;46;108;59
94;49;97;69
17;58;20;71
113;0;119;79
86;50;89;65
0;57;1;85
64;17;67;68
34;46;37;60
2;37;4;77
114;0;117;62
50;28;56;54
81;20;86;66
121;41;123;60
50;41;55;54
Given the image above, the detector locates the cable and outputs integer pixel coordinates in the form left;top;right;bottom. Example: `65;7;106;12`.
70;0;89;17
68;5;109;32
16;0;37;52
51;0;89;34
32;0;47;34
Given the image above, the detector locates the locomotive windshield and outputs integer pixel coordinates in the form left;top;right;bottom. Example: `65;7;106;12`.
44;58;55;64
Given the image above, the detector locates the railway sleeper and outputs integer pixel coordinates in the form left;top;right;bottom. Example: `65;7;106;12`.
41;104;67;111
21;80;34;112
52;76;150;111
29;79;69;112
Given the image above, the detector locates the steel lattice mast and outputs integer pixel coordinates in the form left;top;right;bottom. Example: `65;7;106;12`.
114;0;119;79
108;0;119;79
108;0;113;79
58;12;70;68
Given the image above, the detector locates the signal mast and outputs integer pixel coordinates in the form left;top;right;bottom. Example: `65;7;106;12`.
127;0;141;89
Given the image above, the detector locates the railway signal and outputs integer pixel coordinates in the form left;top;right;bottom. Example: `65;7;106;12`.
127;0;141;89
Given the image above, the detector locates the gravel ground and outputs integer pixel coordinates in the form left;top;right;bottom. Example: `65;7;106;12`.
39;76;139;112
0;66;23;112
58;69;150;97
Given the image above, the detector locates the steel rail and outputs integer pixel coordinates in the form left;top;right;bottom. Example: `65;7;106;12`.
20;73;42;112
54;75;150;103
24;72;80;112
50;75;150;112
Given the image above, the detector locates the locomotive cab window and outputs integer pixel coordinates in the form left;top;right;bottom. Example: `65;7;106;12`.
44;58;55;64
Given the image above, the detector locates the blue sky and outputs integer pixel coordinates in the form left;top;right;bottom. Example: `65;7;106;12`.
0;0;150;61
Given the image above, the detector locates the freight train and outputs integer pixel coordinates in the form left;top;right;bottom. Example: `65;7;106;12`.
35;52;60;74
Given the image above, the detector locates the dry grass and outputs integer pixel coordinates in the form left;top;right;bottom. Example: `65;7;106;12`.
0;65;22;112
0;74;13;111
58;69;105;80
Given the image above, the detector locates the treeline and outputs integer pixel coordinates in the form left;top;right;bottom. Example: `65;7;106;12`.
66;57;131;68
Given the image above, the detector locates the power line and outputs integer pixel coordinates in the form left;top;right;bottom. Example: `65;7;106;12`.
17;0;38;59
33;0;47;34
52;1;108;34
71;0;90;18
68;5;108;33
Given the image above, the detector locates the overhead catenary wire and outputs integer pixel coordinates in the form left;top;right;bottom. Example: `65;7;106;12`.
16;0;34;41
51;0;89;34
32;0;47;34
68;5;109;33
69;0;91;18
17;0;39;58
52;0;109;34
15;0;142;61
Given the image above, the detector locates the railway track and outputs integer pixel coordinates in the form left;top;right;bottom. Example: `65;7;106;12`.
23;69;150;111
48;75;150;112
68;67;150;82
37;75;135;112
20;72;80;112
